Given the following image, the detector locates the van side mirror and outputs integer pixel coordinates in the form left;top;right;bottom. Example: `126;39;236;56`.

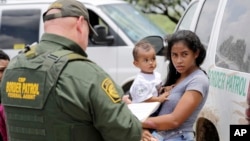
91;25;114;45
140;36;164;55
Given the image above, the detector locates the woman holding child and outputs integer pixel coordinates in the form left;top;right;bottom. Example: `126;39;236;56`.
141;30;209;141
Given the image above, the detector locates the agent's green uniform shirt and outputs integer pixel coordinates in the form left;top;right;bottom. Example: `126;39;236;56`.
1;33;142;141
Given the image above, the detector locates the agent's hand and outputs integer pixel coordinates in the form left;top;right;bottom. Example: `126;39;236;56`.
122;95;132;104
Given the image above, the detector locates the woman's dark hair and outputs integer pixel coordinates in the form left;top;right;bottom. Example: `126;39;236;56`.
164;30;206;86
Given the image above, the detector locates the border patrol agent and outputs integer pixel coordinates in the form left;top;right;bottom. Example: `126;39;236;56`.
0;0;142;141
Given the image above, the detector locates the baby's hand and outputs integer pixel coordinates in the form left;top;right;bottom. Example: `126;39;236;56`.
162;85;175;92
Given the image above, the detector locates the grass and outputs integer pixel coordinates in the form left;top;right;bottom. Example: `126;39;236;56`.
146;14;177;34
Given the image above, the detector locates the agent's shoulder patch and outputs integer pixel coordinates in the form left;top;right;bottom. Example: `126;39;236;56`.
101;78;121;103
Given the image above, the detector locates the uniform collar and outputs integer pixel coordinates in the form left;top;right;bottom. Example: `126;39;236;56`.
40;33;88;57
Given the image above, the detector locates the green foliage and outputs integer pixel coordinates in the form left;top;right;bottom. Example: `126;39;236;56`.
146;14;176;34
125;0;192;24
125;0;191;34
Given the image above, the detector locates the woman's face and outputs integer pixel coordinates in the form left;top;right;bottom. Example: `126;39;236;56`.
171;41;198;76
0;59;9;81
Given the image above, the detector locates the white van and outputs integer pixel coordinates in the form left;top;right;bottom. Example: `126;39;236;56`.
175;0;250;140
0;0;168;93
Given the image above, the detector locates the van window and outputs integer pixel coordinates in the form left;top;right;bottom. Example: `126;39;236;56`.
88;9;126;46
100;3;165;43
195;0;219;49
216;0;250;73
0;9;40;50
176;1;198;31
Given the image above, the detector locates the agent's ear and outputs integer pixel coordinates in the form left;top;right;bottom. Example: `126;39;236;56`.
76;16;85;33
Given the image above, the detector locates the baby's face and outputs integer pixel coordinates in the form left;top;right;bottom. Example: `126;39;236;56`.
134;48;156;74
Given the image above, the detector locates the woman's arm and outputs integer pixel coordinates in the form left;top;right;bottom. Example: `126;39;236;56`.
142;89;203;130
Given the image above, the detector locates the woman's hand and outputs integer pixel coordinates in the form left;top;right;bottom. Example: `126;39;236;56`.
141;129;158;141
157;91;170;103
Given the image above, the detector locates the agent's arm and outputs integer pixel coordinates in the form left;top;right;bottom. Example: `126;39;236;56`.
91;76;142;141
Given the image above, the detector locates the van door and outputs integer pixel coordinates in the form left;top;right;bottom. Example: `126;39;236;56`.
202;1;250;140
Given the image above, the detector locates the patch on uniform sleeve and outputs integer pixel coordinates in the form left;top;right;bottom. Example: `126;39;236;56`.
101;78;121;103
